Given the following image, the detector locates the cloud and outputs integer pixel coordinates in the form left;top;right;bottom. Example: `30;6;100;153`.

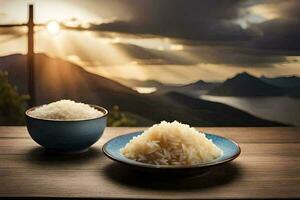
84;0;300;55
35;0;300;68
240;0;300;52
249;18;300;52
251;0;300;19
0;27;24;35
82;0;256;42
0;27;26;44
73;42;287;67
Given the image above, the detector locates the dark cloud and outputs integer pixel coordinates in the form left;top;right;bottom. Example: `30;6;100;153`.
86;0;255;42
95;20;255;42
186;45;287;67
249;18;300;52
85;0;300;55
78;42;287;67
52;0;300;67
239;0;300;52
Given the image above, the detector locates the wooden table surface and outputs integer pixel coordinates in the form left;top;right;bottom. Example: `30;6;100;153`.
0;127;299;199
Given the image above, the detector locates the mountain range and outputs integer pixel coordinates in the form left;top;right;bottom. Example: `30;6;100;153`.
119;72;300;98
116;78;220;97
0;53;284;126
208;72;300;97
261;75;300;88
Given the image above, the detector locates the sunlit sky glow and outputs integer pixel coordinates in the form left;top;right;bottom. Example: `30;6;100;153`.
0;0;300;84
0;0;113;24
46;21;61;35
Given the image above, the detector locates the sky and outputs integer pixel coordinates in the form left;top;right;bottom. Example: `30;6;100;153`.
0;0;300;83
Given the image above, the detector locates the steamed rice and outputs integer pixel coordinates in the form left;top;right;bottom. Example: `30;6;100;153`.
121;121;223;165
28;99;103;120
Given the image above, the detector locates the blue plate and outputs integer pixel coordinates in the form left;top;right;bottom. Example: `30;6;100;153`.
103;131;241;174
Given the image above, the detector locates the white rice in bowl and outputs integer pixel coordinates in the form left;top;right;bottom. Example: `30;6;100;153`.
121;121;223;165
28;99;103;120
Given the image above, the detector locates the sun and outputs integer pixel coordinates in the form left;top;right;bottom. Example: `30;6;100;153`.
46;21;61;35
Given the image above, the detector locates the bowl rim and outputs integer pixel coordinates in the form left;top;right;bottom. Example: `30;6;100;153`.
102;131;241;169
25;104;108;122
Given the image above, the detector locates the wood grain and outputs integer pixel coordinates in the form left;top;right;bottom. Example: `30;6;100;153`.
0;127;299;199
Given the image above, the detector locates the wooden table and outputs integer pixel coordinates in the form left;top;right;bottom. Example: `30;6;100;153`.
0;127;299;199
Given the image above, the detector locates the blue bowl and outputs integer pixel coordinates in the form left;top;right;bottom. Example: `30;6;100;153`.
25;105;108;152
103;131;241;174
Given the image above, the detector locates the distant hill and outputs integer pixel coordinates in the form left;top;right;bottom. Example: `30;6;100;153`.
208;72;285;97
177;80;220;91
149;80;220;97
0;54;285;126
115;78;216;96
261;75;300;88
115;78;166;88
260;76;300;98
119;75;300;98
0;53;135;102
170;80;220;96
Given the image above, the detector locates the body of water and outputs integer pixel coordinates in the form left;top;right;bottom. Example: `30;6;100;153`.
201;95;300;126
133;87;157;94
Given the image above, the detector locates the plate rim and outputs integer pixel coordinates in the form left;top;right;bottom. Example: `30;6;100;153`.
102;131;241;169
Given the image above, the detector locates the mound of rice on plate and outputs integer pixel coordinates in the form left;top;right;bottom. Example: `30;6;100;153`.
121;121;223;165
